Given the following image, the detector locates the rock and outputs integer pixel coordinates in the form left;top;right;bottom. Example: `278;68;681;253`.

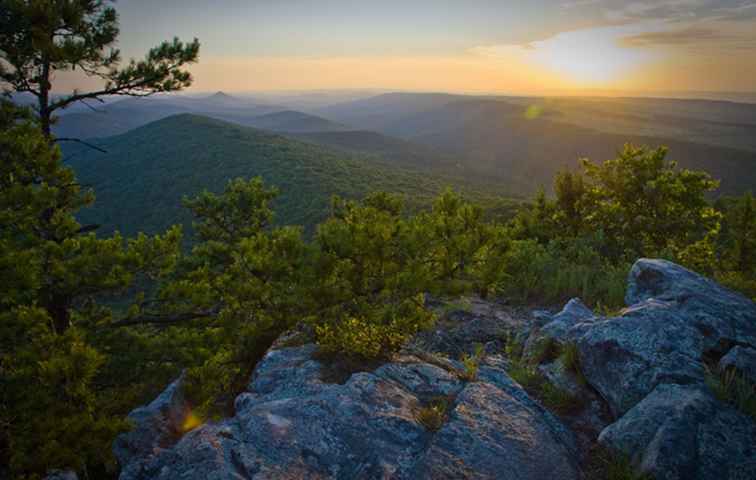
719;346;756;384
44;471;78;480
117;345;579;480
114;259;756;480
523;298;596;362
416;298;525;357
113;373;189;475
626;259;756;353
413;381;578;479
575;259;756;417
599;383;756;480
576;300;706;417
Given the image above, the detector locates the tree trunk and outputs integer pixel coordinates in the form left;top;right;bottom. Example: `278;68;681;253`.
38;58;52;138
48;293;72;335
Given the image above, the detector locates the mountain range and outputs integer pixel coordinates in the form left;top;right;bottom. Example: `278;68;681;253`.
55;91;756;238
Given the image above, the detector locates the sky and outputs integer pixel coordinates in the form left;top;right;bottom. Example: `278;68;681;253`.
54;0;756;94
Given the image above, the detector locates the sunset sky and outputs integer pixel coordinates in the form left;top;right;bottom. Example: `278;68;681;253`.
56;0;756;94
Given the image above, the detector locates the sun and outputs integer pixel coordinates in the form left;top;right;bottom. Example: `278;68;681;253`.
525;25;659;86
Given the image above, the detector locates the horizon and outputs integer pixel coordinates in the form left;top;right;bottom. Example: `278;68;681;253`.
51;0;756;96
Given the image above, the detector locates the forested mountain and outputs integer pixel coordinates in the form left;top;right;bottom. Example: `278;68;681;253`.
64;114;519;238
51;91;756;198
211;110;348;133
315;94;756;196
52;92;284;139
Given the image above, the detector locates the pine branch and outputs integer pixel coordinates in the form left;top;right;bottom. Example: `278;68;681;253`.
54;137;107;153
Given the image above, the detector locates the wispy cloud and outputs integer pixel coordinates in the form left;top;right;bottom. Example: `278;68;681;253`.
619;26;732;46
560;0;756;23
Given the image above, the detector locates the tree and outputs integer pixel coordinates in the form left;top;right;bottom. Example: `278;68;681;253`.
310;193;435;359
543;145;720;260
0;0;200;137
129;178;311;416
0;101;182;478
425;188;488;284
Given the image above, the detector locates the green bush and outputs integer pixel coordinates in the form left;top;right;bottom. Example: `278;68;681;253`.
459;344;485;382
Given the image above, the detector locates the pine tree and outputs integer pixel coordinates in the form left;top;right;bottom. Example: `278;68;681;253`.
0;100;182;477
0;0;199;137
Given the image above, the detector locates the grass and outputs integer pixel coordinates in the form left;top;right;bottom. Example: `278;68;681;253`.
458;344;485;382
507;359;543;390
539;381;582;414
529;337;560;365
705;366;756;419
416;396;451;431
559;341;587;386
504;335;524;360
505;336;587;414
584;446;653;480
440;297;473;315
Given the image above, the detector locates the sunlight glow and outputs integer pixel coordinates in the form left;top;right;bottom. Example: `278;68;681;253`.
182;411;203;432
530;27;657;84
472;24;661;88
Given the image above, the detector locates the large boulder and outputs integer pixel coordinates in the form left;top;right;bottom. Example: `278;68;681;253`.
116;344;580;480
113;373;189;476
533;259;756;418
599;383;756;480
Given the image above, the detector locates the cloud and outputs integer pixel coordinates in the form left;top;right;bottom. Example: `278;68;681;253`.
563;0;756;23
619;26;732;46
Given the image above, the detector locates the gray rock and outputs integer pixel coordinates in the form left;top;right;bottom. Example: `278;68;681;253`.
413;382;579;479
44;471;78;480
719;346;756;384
113;373;189;475
626;259;756;353
599;383;756;480
416;300;524;357
576;300;706;417
523;298;596;362
118;346;579;480
574;259;756;417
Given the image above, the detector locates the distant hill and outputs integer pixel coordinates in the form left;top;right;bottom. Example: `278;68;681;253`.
314;92;467;131
51;92;355;139
501;96;756;153
291;130;463;172
207;110;348;133
63;114;518;238
316;93;756;196
52;92;284;139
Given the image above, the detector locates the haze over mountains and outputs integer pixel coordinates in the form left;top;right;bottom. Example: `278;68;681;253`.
57;91;756;227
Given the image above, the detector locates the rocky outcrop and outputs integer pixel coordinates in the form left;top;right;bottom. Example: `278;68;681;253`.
599;383;756;479
113;373;189;477
526;258;756;480
117;343;580;480
117;259;756;480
